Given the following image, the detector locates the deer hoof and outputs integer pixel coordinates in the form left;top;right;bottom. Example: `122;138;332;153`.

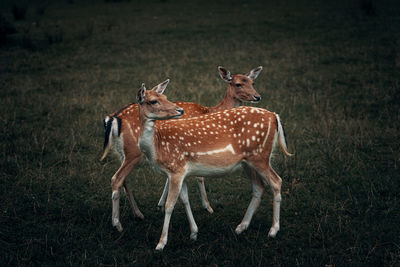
190;232;198;241
268;226;279;237
113;219;123;232
135;211;145;220
155;242;165;251
235;223;249;234
206;206;214;214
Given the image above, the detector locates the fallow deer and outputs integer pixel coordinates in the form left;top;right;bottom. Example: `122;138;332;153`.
101;67;263;232
136;81;293;251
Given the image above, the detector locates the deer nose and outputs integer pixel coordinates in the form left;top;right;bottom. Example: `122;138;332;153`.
254;95;261;102
177;108;184;115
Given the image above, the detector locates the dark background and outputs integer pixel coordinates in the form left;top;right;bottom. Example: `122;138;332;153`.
1;0;399;265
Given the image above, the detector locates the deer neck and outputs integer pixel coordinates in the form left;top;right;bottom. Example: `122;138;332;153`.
209;86;240;113
138;110;158;162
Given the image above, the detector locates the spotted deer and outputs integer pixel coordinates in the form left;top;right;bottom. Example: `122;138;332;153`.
101;67;263;232
136;81;293;251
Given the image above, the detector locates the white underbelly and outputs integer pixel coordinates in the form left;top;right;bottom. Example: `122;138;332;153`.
186;161;243;177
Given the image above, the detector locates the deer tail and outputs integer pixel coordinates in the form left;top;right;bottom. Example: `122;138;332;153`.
275;114;294;157
100;116;121;161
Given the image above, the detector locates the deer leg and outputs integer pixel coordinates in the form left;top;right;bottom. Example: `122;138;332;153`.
157;179;169;211
179;181;198;240
111;189;122;232
111;155;142;232
123;178;144;220
251;162;282;238
263;166;282;238
159;176;213;214
235;165;265;234
156;174;184;251
196;177;214;213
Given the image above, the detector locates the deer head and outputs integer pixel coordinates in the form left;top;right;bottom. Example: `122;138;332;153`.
218;66;263;103
137;79;184;121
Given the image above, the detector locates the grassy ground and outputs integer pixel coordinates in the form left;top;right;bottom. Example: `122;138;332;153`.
1;0;399;265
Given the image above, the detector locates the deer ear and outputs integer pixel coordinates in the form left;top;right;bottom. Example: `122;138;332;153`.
137;83;146;103
246;66;263;81
152;79;169;94
218;66;232;82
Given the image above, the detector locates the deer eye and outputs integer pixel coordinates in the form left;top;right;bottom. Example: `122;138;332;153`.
235;83;242;87
149;100;158;105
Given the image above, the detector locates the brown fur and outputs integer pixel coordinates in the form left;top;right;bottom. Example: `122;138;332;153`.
103;67;263;231
136;87;293;251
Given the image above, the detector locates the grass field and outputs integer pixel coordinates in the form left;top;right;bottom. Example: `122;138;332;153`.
1;0;400;265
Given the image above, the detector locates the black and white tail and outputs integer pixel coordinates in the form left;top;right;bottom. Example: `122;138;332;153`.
100;116;121;161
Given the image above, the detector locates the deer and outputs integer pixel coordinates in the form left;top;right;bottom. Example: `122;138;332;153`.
135;81;293;251
101;67;263;232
